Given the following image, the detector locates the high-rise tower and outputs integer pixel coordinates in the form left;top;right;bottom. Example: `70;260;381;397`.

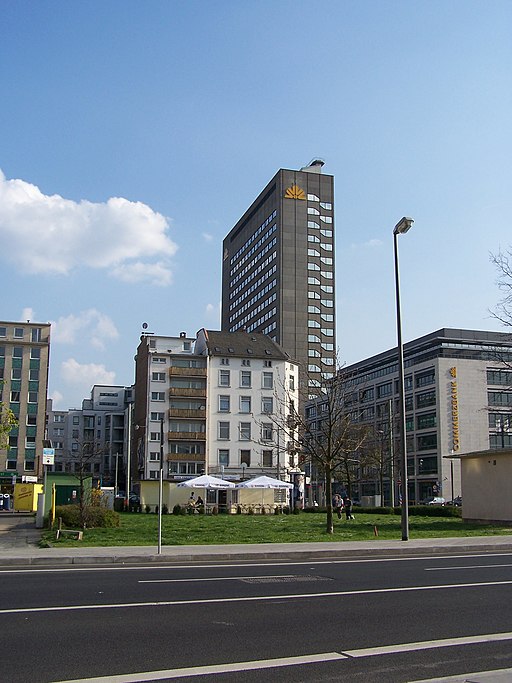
221;161;335;390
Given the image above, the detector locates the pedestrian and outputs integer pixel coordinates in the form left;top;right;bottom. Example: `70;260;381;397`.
332;493;342;519
344;496;354;520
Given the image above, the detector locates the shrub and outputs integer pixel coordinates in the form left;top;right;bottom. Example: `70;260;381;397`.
236;505;242;515
248;506;254;515
172;504;182;515
283;506;290;515
261;506;266;515
212;505;219;515
55;505;120;529
274;506;282;515
292;506;301;515
162;504;168;515
145;504;151;514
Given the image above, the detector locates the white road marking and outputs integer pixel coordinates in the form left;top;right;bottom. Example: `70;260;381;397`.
50;631;512;682
2;551;512;575
425;563;512;571
2;579;512;615
138;574;298;583
51;652;347;682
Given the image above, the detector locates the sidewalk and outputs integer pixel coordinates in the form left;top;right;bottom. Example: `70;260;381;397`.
1;512;512;567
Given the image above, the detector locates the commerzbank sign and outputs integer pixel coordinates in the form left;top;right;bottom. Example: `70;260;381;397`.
449;367;460;451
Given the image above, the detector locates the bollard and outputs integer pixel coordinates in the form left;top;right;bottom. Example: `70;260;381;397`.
374;525;378;536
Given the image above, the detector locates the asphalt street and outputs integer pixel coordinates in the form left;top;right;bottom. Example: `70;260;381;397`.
1;550;512;682
2;513;512;681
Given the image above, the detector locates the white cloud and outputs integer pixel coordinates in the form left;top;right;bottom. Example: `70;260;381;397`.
352;238;383;249
0;169;178;283
111;261;172;286
60;358;116;396
21;307;34;321
202;232;214;242
49;389;64;408
51;309;119;350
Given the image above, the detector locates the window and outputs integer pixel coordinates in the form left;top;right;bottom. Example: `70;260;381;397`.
308;263;320;271
28;391;38;403
0;327;5;337
261;423;273;441
219;369;230;387
308;207;320;215
152;372;166;381
377;383;392;399
239;422;251;440
27;415;37;426
308;277;320;285
240;396;251;413
308;291;320;299
150;432;160;441
12;347;23;358
151;412;165;420
218;421;230;439
488;391;512;406
14;328;24;338
308;335;321;343
29;368;39;381
415;370;435;388
264;360;272;367
417;433;437;450
307;193;319;201
53;428;64;437
308;234;320;243
308;248;320;257
262;396;273;413
31;328;42;342
289;375;295;391
262;450;273;467
320;202;332;210
487;369;512;385
152;357;166;364
240;370;251;388
11;368;22;380
219;395;230;412
151;392;165;401
262;372;273;389
10;391;20;403
149;451;160;461
219;449;229;466
30;347;41;359
320;215;332;223
417;413;437;430
416;391;436;409
308;320;320;328
240;449;251;466
221;358;230;365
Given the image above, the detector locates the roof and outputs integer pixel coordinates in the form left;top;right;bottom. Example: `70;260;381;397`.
199;329;292;362
445;448;512;460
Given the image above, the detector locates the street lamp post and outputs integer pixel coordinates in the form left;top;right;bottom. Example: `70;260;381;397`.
393;216;414;541
158;416;164;555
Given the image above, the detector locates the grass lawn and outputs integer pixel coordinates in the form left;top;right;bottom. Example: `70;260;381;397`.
41;511;512;547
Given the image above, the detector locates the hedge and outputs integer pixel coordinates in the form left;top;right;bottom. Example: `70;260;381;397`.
55;505;121;529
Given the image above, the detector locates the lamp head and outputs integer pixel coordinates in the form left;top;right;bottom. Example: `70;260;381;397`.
393;217;414;235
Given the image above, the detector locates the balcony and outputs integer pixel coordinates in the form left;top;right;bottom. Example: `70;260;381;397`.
169;408;206;419
169;367;206;377
168;431;206;441
169;387;206;398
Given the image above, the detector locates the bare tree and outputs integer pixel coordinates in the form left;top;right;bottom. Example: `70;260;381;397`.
359;424;394;507
66;439;105;528
271;363;368;534
490;248;512;328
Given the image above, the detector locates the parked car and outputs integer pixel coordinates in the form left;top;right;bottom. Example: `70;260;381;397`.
446;496;462;507
424;496;446;505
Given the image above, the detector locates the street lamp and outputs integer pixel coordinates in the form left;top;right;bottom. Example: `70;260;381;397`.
158;416;164;555
393;216;414;541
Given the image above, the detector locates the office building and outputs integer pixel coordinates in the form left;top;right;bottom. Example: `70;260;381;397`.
0;320;50;486
46;385;133;490
221;161;335;392
342;328;512;504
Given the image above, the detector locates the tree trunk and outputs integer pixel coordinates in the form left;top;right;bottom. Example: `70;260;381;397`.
325;464;334;534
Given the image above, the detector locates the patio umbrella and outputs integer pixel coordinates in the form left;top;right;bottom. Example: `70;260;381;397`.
235;475;294;510
177;474;235;511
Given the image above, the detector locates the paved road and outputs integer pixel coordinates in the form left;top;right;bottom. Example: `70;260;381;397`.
2;552;512;682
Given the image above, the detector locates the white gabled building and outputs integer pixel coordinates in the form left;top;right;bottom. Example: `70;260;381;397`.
194;329;300;482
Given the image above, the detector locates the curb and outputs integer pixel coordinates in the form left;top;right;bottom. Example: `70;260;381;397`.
2;540;512;567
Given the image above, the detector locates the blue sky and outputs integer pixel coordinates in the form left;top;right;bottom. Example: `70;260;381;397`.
1;0;511;409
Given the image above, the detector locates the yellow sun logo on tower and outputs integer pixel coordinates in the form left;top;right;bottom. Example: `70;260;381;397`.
284;184;306;200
